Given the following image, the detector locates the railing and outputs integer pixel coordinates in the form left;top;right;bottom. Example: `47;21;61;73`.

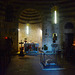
40;51;57;66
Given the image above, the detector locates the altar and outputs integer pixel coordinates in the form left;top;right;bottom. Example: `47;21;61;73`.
40;43;64;70
24;43;39;55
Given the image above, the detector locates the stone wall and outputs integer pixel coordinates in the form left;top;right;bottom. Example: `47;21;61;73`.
0;0;75;52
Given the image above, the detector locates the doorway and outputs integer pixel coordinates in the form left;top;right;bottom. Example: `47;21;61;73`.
64;22;74;60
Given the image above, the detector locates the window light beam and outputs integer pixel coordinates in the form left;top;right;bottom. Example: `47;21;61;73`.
26;26;29;34
54;10;57;24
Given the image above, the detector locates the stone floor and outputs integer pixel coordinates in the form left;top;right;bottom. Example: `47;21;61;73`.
5;54;75;75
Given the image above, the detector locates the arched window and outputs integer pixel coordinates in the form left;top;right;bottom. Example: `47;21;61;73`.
65;22;74;29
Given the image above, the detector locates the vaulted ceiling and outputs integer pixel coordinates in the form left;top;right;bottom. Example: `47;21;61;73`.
0;0;75;24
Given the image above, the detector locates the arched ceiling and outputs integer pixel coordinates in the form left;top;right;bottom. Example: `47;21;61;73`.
19;8;42;24
0;0;75;23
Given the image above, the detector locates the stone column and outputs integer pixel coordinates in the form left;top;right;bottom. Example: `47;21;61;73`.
42;18;54;51
4;4;18;52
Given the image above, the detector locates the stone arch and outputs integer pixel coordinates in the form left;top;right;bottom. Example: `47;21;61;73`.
64;22;74;60
19;8;42;24
18;8;43;50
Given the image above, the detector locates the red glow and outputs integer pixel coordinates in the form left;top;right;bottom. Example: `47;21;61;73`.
5;37;8;39
73;41;75;46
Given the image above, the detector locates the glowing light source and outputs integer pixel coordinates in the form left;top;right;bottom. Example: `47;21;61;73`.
73;41;75;46
5;37;8;39
26;25;29;34
18;29;20;31
53;33;57;37
54;10;57;24
40;29;42;35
